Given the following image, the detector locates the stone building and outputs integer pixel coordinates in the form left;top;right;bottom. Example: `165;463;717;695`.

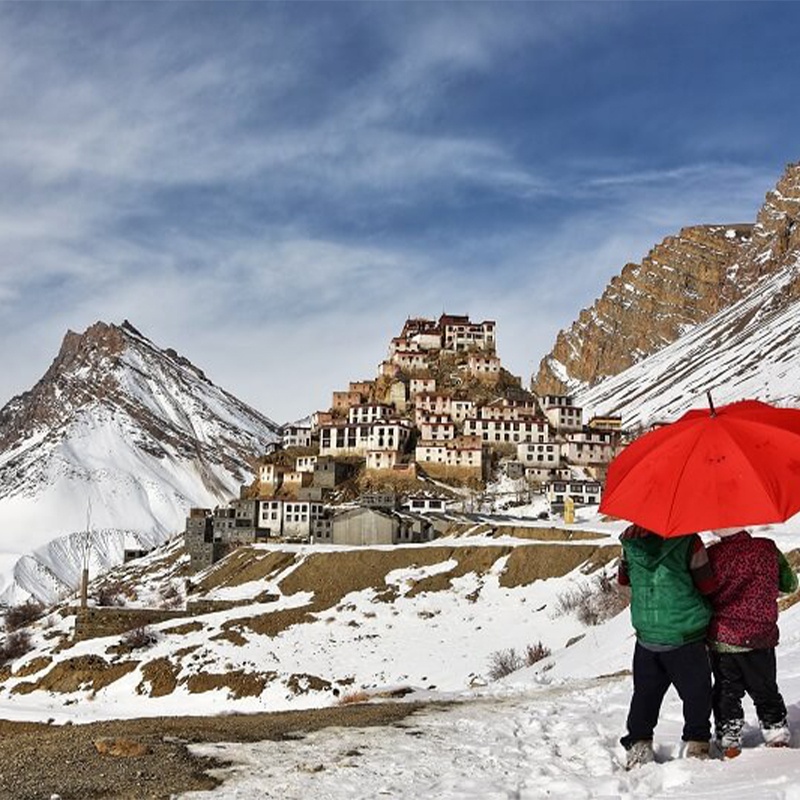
313;506;433;546
184;508;224;572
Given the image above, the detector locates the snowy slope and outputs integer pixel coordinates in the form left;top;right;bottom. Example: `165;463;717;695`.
3;513;799;799
0;321;280;604
575;253;800;430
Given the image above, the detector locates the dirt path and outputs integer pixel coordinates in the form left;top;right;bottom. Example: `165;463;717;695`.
0;701;428;800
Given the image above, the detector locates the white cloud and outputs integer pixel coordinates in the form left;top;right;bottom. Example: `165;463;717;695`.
0;4;791;426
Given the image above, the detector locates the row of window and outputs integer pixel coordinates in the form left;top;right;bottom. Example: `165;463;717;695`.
551;483;600;493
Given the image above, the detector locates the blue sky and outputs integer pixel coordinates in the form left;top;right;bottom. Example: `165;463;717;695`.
1;2;799;422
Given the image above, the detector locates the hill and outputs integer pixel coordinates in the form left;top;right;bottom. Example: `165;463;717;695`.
572;164;800;428
1;515;799;797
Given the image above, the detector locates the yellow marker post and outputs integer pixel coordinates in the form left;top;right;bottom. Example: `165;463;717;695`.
563;495;575;524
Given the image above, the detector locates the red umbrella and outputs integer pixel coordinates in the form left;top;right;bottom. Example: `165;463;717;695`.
599;397;800;537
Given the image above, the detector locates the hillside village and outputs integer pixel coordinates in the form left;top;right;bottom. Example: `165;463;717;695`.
185;314;623;568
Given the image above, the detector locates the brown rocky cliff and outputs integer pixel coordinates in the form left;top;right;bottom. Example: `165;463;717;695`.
735;161;800;293
533;223;752;395
533;161;800;396
0;322;127;450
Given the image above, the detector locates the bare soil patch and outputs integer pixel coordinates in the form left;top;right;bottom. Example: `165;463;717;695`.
11;655;140;695
194;549;297;594
183;669;275;698
499;544;618;589
236;543;619;636
137;657;180;698
0;701;426;800
496;526;607;542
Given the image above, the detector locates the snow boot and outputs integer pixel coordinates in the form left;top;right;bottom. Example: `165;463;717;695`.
763;722;791;748
625;739;654;770
717;718;744;759
684;740;710;760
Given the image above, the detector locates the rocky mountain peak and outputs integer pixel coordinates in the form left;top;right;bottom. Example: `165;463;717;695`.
735;161;800;288
533;222;752;396
3;323;168;452
0;321;281;602
42;321;125;383
533;161;800;397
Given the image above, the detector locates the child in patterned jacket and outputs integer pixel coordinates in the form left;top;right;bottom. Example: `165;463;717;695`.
706;527;799;758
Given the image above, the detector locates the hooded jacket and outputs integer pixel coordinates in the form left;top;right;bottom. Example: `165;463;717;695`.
707;530;798;649
621;528;713;646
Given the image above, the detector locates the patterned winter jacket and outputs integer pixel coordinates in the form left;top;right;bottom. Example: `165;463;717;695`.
707;530;799;649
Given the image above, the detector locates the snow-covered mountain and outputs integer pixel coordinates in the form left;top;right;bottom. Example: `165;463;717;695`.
536;160;800;399
563;161;800;428
0;321;280;604
575;251;800;428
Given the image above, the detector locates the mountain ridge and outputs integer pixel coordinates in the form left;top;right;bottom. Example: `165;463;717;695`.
572;162;800;428
0;320;280;603
534;161;800;397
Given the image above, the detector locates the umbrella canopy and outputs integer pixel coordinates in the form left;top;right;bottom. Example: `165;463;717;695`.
599;399;800;537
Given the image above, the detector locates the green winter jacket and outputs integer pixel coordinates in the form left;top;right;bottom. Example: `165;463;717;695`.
623;534;712;646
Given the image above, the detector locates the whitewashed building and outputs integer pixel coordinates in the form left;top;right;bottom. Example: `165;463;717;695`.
478;401;541;421
440;315;496;352
560;429;617;466
450;399;475;423
403;495;447;514
418;414;457;441
463;417;548;445
348;404;393;425
319;422;372;456
282;470;313;491
366;450;401;471
542;396;583;433
258;463;287;493
368;418;412;452
392;351;429;372
545;479;602;506
415;436;485;472
295;455;318;473
280;424;312;449
414;392;453;417
257;499;325;539
525;464;570;483
517;441;560;467
409;330;442;350
467;353;501;378
410;377;436;396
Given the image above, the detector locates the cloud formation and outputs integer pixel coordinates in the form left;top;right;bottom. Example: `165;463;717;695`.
0;3;798;421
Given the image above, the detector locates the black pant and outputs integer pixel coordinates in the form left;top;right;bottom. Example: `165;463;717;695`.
711;648;788;741
621;640;712;749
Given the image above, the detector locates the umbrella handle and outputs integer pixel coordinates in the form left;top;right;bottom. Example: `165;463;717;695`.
706;390;717;417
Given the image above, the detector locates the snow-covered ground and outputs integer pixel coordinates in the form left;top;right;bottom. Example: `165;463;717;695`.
176;529;800;799
4;507;800;798
180;662;800;800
